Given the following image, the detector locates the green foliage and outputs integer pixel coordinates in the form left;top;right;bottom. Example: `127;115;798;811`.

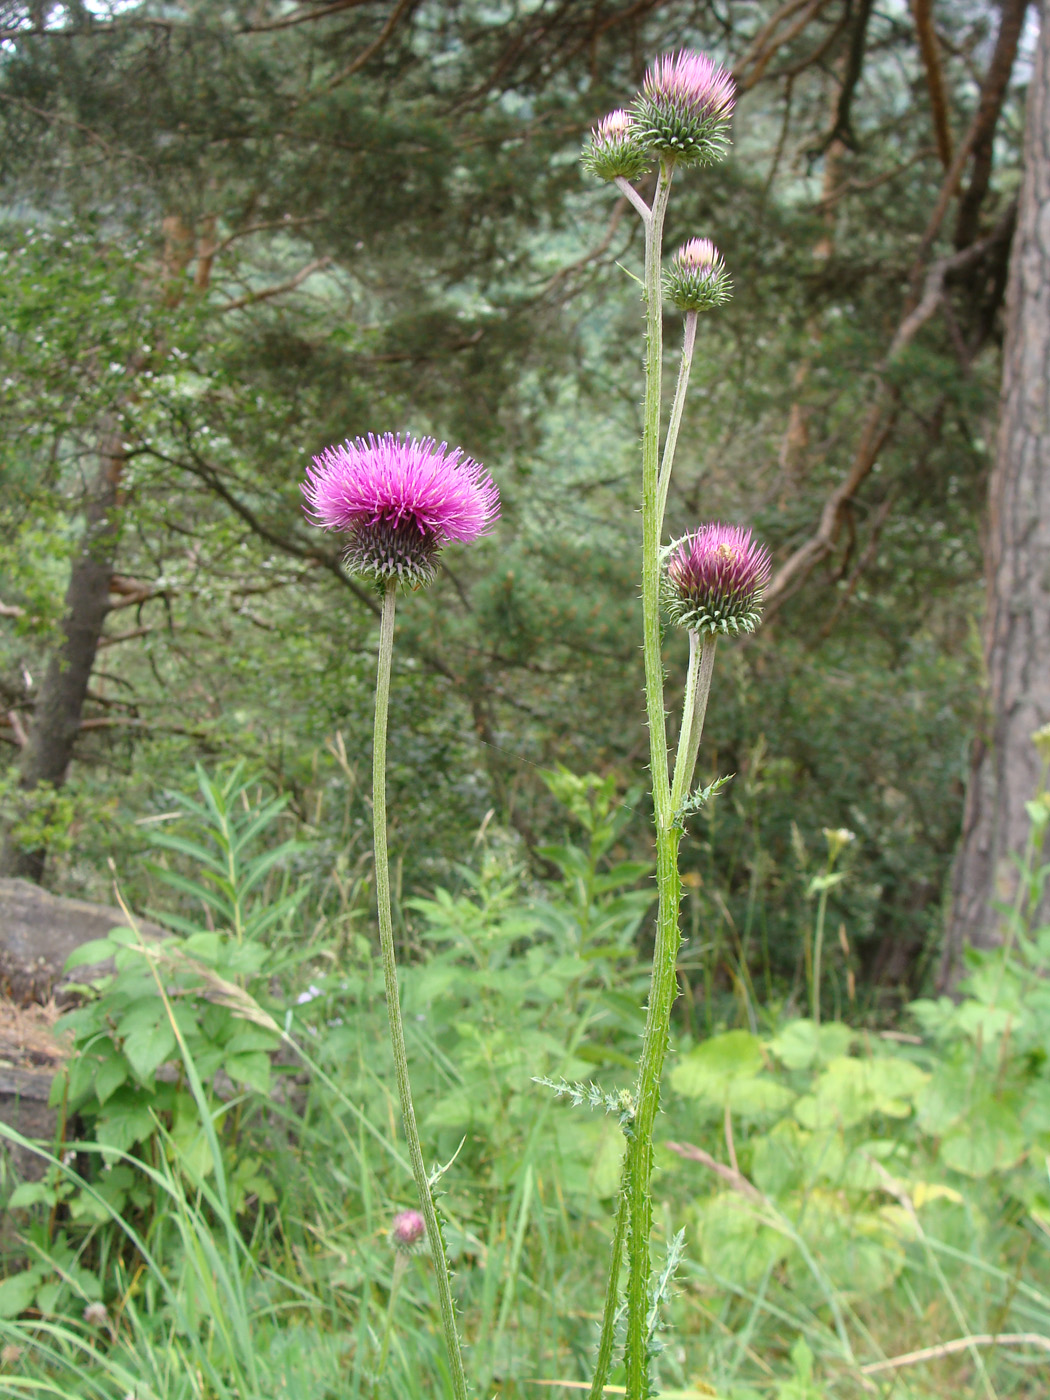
35;767;298;1225
0;773;77;860
1;768;1049;1397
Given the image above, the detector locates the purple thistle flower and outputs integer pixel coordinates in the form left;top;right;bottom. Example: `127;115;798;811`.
301;433;500;588
581;108;651;182
664;523;771;636
633;49;735;166
390;1208;426;1253
665;237;732;312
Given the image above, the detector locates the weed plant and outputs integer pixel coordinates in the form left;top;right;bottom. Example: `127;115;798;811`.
1;757;1049;1397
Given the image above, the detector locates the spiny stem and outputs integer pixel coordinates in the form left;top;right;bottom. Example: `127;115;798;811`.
624;156;676;1400
372;578;469;1400
586;1152;631;1400
657;311;698;534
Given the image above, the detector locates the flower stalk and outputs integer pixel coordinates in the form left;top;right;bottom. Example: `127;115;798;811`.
657;311;698;533
580;48;770;1400
372;579;469;1400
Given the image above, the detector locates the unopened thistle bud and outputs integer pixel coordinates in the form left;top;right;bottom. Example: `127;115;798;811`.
633;50;735;166
301;433;500;589
390;1208;426;1253
581;109;651;182
665;238;732;312
664;523;771;636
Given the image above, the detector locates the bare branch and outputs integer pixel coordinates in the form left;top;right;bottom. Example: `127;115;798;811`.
212;214;328;259
911;0;1027;272
5;711;28;748
217;257;332;314
238;0;373;34
861;1335;1050;1376
665;1141;765;1204
321;0;420;91
766;209;1016;613
734;0;833;93
910;0;953;168
98;627;154;650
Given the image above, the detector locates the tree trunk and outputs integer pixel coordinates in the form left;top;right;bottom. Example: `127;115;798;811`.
0;429;124;882
942;9;1050;986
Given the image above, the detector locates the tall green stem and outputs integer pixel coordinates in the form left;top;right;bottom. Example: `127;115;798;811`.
641;161;674;818
623;157;679;1400
372;579;469;1400
586;1157;630;1400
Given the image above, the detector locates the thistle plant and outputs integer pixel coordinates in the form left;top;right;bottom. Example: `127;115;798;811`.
581;50;771;1400
302;432;500;1400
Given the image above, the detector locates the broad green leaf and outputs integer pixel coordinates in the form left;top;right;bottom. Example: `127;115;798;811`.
122;1017;177;1084
63;937;117;971
96;1093;156;1155
939;1095;1026;1176
697;1192;789;1287
95;1052;129;1106
671;1030;765;1101
769;1019;852;1070
6;1182;51;1209
794;1055;928;1130
225;1050;271;1093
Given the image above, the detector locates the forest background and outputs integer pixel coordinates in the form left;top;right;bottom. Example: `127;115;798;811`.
1;1;1049;1398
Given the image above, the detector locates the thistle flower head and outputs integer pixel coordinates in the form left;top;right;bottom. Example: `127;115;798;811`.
581;108;651;182
82;1303;109;1329
301;433;500;588
633;50;735;165
390;1208;426;1253
664;523;771;636
666;238;732;312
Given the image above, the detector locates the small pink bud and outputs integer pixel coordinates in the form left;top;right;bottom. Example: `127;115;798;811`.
390;1208;426;1252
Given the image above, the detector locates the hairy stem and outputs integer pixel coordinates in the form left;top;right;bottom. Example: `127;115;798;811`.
615;175;653;224
586;1156;631;1400
657;311;699;533
372;578;469;1400
624;157;677;1400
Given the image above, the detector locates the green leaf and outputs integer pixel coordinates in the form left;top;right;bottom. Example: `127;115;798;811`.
698;1192;789;1287
0;1269;42;1318
7;1181;53;1209
939;1095;1026;1176
120;1007;177;1084
224;1051;271;1093
96;1093;157;1156
62;938;117;971
671;1030;764;1101
148;831;229;877
794;1055;928;1130
769;1019;852;1070
95;1052;130;1106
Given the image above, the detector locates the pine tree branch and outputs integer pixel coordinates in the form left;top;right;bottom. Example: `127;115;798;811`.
217;257;332;313
910;0;953;168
